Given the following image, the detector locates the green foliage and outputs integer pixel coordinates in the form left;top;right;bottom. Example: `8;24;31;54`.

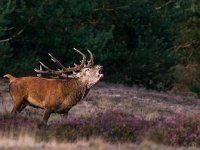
0;0;14;73
175;0;200;64
173;0;200;94
0;0;199;90
97;0;180;89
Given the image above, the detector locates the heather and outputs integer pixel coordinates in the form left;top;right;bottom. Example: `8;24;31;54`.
1;80;200;149
1;111;200;147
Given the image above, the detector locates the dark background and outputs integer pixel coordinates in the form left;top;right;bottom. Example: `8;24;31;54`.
0;0;200;92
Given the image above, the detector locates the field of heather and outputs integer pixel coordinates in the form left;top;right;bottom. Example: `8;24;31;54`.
1;78;200;150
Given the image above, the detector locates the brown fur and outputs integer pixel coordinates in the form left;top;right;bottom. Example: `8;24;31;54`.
4;65;102;125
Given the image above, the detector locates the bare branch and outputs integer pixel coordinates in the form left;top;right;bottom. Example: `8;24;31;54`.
155;0;175;10
0;28;24;43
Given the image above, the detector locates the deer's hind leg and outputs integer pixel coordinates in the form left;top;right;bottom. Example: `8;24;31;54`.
9;83;26;114
10;94;25;114
11;99;24;114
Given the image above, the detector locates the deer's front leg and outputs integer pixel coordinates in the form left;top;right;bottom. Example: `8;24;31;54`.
38;108;52;128
42;109;52;124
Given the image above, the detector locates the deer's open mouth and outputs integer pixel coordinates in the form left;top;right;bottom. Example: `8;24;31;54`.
98;66;103;78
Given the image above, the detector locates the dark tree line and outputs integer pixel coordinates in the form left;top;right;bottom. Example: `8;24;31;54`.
0;0;200;92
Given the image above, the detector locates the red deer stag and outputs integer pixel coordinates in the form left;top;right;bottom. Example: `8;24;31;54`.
4;48;103;125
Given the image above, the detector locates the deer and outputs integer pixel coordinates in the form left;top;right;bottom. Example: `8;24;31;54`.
3;48;103;125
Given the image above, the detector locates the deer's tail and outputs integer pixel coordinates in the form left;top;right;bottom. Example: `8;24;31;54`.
3;74;16;82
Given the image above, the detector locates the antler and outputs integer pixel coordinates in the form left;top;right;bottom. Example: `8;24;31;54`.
87;49;94;67
34;48;86;78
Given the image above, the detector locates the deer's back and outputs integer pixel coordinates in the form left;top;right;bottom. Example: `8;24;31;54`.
9;77;67;109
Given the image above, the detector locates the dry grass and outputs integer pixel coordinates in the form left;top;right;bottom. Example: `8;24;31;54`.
1;78;200;149
0;136;200;150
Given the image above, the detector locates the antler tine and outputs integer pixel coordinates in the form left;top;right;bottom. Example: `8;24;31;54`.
47;48;86;72
34;61;60;75
48;53;67;70
87;49;94;66
34;48;87;78
39;61;54;72
67;48;86;71
36;65;42;77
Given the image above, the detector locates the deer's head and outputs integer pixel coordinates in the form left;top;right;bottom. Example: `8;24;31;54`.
34;48;103;87
76;65;103;87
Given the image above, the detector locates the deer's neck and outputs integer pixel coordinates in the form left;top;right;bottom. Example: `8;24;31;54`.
64;78;89;98
77;77;96;89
